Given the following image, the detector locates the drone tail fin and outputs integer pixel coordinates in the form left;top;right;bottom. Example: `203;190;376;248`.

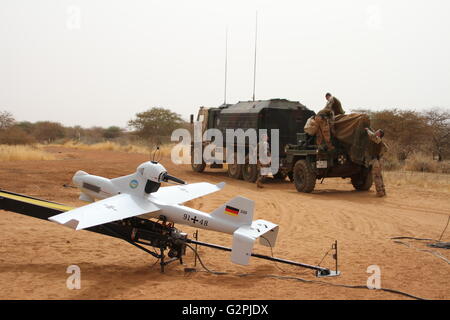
231;220;279;265
210;196;254;225
210;196;279;266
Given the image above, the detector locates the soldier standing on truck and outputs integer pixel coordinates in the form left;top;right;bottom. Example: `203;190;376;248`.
365;128;388;197
322;93;345;116
255;133;271;188
314;93;345;150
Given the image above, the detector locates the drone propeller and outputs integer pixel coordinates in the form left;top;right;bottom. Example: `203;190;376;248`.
162;173;185;185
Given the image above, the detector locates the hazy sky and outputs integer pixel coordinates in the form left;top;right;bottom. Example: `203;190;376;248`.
1;0;449;128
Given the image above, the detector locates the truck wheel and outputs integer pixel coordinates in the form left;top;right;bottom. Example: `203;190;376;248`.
227;155;243;180
242;156;258;182
191;150;206;173
293;160;316;193
351;167;373;191
191;162;206;173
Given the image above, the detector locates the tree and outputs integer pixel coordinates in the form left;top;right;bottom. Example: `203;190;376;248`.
424;108;450;161
15;121;35;134
84;126;106;142
33;121;66;143
0;126;36;145
128;107;185;140
0;111;15;129
103;126;123;139
370;109;430;160
64;125;83;141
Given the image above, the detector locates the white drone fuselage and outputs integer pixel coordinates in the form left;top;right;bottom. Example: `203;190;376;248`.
49;161;279;265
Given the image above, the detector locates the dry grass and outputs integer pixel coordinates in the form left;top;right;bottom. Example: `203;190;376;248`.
60;140;150;153
382;150;450;191
384;170;450;192
0;144;56;161
383;143;450;174
404;153;450;174
51;140;177;159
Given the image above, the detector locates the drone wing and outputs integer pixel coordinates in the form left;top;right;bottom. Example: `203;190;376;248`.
150;182;225;205
48;193;160;230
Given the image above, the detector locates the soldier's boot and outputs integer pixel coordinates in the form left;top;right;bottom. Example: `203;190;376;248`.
256;177;264;188
374;177;386;197
380;181;386;197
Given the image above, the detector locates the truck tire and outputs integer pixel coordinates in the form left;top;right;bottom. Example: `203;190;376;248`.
227;155;243;180
242;156;258;182
191;162;206;173
351;167;373;191
191;150;206;173
293;160;316;193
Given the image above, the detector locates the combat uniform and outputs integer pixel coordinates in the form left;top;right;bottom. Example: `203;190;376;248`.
367;129;388;197
323;96;345;116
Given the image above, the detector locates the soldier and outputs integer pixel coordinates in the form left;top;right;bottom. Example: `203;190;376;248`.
255;133;271;188
314;93;345;150
365;128;388;197
323;93;345;116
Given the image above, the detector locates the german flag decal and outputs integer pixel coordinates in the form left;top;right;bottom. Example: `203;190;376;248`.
225;205;240;216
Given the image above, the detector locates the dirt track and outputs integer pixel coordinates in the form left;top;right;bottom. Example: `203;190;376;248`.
0;147;449;300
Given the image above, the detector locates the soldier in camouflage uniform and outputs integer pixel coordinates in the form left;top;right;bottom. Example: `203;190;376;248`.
366;128;388;197
322;93;345;116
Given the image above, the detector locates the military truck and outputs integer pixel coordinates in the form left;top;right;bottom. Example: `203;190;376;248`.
190;99;315;182
190;100;375;194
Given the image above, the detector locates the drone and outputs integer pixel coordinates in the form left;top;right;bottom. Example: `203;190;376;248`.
0;161;340;276
50;160;279;266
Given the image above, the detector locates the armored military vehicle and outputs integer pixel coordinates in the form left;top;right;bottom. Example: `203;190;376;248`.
191;101;375;194
190;99;315;182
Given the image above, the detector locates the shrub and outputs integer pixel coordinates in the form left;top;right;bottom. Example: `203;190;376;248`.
0;126;36;145
404;153;438;173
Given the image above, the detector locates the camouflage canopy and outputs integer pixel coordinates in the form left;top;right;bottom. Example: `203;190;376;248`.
333;113;370;144
305;113;381;166
333;113;378;166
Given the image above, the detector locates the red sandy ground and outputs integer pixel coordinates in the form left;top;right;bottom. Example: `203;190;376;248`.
0;147;449;299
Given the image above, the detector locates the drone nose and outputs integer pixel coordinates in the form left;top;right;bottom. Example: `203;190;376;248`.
72;170;89;186
74;170;88;176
